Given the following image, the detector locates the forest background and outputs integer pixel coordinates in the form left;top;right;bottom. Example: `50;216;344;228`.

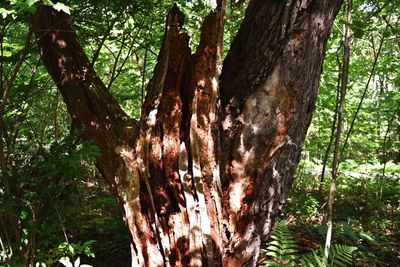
0;0;398;266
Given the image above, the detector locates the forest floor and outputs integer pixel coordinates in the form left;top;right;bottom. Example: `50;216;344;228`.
67;163;399;266
278;163;400;266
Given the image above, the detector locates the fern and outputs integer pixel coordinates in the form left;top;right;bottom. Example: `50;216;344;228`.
299;249;324;267
263;220;358;267
329;244;358;266
299;244;357;266
263;220;298;266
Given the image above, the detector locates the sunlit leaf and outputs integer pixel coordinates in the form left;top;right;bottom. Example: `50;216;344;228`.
0;7;15;18
74;257;80;267
26;0;40;7
59;258;73;267
52;2;70;14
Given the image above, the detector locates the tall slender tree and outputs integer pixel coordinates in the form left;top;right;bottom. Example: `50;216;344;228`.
324;0;352;259
31;0;343;266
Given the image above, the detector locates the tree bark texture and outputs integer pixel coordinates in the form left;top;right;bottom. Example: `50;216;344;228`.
219;0;342;265
32;0;342;266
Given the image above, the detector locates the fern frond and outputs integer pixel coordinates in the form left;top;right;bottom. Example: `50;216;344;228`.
299;244;357;267
263;220;357;267
329;244;357;266
299;250;324;267
263;220;299;266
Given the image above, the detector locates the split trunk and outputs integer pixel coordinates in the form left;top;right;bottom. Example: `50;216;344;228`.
32;0;342;266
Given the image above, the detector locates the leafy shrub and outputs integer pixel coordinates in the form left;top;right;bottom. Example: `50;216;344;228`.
0;133;99;265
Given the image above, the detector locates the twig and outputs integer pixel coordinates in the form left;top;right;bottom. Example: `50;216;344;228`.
340;35;384;159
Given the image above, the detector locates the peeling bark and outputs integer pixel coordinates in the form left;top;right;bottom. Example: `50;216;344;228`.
33;0;342;266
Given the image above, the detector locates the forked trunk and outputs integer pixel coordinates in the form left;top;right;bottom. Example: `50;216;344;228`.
32;0;342;266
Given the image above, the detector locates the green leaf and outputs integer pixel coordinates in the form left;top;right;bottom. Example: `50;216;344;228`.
263;261;281;267
267;245;283;253
358;232;374;241
266;251;279;257
26;0;40;7
0;7;15;18
59;258;73;267
52;2;71;14
74;257;80;267
42;0;54;5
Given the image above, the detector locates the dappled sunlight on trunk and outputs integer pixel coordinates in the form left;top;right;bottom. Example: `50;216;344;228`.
32;0;342;265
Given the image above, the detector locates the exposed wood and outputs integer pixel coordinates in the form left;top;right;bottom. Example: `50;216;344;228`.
131;2;227;265
187;3;226;264
134;5;190;265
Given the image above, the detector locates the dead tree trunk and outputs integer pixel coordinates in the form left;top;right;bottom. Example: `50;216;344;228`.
32;0;342;266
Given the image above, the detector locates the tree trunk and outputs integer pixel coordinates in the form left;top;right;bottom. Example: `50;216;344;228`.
32;0;342;266
219;1;342;264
